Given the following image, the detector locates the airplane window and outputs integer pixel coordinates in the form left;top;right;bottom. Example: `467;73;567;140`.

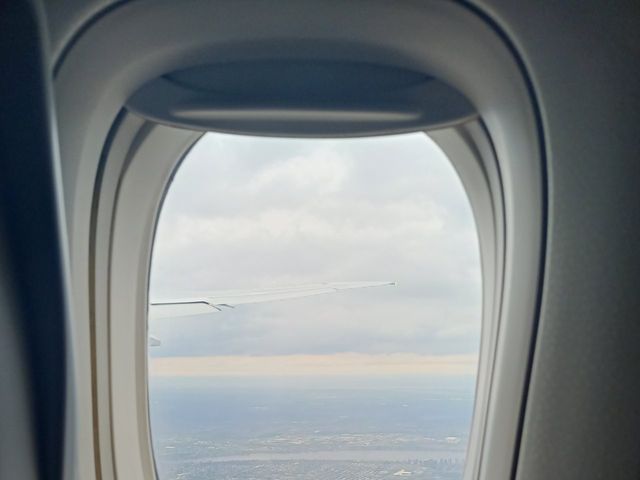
148;132;481;480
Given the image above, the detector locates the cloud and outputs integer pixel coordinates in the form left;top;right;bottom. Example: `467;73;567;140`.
149;132;481;361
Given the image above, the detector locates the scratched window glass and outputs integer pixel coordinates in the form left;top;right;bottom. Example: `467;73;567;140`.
148;132;481;480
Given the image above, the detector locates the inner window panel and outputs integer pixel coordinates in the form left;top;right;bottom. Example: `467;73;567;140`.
148;132;481;480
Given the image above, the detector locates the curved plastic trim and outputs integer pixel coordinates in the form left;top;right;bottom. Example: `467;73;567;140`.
54;2;544;480
127;61;475;136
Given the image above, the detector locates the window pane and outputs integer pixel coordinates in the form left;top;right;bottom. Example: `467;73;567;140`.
148;132;481;480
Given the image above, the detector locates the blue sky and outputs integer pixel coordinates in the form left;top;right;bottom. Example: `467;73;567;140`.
148;132;481;374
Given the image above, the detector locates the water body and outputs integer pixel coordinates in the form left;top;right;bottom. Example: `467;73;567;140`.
173;450;465;463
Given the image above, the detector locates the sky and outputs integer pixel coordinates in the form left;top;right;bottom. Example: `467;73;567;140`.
148;132;481;376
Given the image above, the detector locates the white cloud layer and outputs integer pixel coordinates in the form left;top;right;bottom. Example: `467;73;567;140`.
149;132;481;362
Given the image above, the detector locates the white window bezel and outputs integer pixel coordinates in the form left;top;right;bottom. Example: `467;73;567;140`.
54;2;545;479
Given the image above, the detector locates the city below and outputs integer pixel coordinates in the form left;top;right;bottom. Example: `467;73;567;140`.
150;375;474;480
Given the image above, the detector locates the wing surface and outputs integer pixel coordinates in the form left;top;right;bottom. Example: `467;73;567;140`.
149;281;396;320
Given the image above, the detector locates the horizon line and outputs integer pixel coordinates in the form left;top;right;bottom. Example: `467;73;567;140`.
149;353;478;377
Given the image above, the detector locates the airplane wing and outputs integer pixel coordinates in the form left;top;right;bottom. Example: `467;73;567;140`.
148;281;396;346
